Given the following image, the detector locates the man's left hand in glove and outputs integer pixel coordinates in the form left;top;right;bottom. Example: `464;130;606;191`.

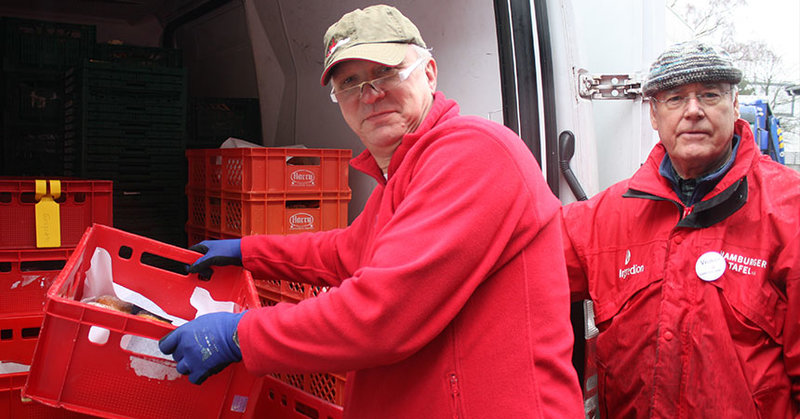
159;311;246;385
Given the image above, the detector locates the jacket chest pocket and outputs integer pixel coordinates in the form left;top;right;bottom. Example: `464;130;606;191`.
585;241;667;325
707;251;784;344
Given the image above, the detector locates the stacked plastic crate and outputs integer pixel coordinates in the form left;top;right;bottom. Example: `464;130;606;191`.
185;146;351;407
187;97;262;149
0;178;111;417
63;54;188;247
0;17;96;176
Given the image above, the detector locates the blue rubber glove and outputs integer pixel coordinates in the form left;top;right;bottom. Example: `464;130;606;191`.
158;311;245;385
188;239;242;280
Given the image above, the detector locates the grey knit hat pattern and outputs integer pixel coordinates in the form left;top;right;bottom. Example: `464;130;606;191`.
642;41;742;97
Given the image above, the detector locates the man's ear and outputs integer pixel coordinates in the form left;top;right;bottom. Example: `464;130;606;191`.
425;58;438;92
649;102;659;130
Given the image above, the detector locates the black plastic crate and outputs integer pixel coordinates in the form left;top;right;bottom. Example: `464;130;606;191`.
1;17;96;71
188;97;262;148
93;43;182;68
1;121;63;176
2;68;64;123
65;61;186;93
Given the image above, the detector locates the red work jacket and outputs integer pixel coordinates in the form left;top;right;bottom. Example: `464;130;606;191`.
563;120;800;418
239;93;583;418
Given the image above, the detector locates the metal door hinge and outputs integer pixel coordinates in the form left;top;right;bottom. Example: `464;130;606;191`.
579;72;642;100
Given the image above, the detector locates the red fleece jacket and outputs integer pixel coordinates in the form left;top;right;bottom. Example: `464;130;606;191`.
239;92;583;418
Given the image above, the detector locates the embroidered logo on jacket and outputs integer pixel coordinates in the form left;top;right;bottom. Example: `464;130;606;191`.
619;249;645;279
720;251;767;276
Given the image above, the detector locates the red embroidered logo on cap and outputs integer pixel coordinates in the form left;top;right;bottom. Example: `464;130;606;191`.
327;37;350;58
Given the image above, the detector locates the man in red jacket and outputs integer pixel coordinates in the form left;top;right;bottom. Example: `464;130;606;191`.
562;41;800;417
160;5;583;418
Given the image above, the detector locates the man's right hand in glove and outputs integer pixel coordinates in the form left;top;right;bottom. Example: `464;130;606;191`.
188;239;242;280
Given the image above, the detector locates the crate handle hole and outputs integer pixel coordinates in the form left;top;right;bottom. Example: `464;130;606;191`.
21;259;66;272
21;327;40;339
118;246;133;259
1;329;12;340
140;252;189;277
287;156;320;166
286;200;320;209
294;401;320;419
20;192;36;204
88;326;110;345
0;262;11;273
0;192;11;204
73;192;86;203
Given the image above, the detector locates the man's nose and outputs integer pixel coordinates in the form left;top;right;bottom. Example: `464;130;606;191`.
359;82;385;104
683;95;705;117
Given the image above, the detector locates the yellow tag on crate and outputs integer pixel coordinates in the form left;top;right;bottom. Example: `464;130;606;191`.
35;179;62;248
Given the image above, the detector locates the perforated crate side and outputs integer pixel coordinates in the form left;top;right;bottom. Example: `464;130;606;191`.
219;148;351;194
0;314;45;365
1;17;96;71
0;247;73;315
1;372;92;418
250;375;343;419
219;191;350;237
0;178;113;249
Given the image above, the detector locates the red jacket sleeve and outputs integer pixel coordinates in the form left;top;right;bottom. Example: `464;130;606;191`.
561;203;590;302
237;122;560;376
777;229;800;411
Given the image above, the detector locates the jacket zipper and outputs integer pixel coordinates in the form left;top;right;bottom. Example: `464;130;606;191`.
449;373;462;419
682;205;694;219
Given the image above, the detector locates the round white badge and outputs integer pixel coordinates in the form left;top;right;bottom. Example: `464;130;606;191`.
695;251;726;282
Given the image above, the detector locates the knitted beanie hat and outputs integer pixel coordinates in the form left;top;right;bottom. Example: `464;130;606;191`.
642;41;742;97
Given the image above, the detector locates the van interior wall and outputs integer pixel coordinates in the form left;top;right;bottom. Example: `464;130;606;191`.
0;8;163;47
1;0;502;224
190;0;503;221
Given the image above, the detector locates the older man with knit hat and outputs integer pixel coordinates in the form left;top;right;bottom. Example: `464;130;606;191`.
160;4;584;418
561;40;800;417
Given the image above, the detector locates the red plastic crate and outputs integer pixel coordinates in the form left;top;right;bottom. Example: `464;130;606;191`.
187;189;349;236
184;224;242;248
1;372;91;418
187;149;223;192
221;191;349;236
249;375;343;419
253;281;346;407
0;247;73;316
272;371;346;407
0;314;44;365
253;278;281;299
23;224;263;419
186;148;351;194
0;178;112;249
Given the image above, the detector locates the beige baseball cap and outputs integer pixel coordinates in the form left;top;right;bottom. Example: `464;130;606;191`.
320;4;426;86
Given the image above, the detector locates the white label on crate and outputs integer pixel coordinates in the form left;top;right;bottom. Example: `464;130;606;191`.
121;334;173;361
290;213;315;230
230;395;249;413
10;274;46;289
290;169;316;186
0;362;30;374
129;355;182;381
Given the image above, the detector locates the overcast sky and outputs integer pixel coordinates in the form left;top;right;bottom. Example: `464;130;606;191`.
732;0;800;82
